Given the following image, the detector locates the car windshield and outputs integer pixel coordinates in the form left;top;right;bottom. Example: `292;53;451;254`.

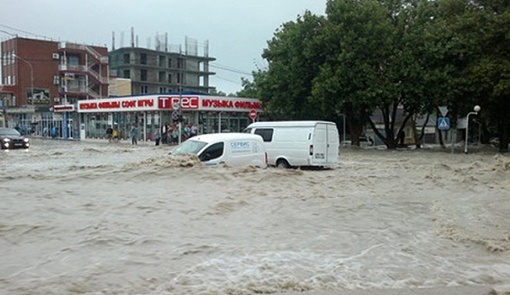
172;139;208;155
0;129;21;136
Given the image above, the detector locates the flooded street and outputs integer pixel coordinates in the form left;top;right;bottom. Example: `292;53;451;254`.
1;139;509;294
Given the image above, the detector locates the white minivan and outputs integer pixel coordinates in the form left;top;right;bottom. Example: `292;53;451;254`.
244;121;339;169
171;133;267;168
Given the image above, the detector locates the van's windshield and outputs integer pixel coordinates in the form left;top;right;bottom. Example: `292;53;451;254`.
172;140;208;155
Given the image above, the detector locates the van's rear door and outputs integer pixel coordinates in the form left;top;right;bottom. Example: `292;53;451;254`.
312;123;328;165
326;123;339;166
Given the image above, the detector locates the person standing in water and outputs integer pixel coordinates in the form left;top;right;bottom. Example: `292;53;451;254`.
106;126;113;142
129;124;139;145
112;123;119;142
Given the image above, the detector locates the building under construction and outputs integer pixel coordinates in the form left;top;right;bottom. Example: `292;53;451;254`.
108;29;215;95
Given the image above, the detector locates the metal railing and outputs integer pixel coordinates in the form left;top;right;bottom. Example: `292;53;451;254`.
58;42;108;64
58;65;108;84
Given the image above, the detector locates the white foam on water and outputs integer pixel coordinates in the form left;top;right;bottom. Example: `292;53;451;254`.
1;140;509;294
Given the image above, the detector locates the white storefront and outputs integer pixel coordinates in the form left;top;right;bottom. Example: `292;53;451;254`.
76;94;263;142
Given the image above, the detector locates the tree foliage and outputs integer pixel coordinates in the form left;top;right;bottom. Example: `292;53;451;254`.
257;11;327;120
239;0;510;151
236;77;259;98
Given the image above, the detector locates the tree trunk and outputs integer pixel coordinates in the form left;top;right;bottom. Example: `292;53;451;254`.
417;113;430;149
499;121;509;153
347;114;365;147
438;130;445;148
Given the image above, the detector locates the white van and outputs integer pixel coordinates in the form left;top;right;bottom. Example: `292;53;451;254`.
244;121;339;169
171;133;267;168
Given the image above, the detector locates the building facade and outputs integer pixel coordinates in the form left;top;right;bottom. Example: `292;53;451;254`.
1;36;259;142
76;94;263;143
0;37;109;137
108;42;215;95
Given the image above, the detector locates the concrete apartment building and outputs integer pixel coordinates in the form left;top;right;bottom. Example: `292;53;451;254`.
108;36;215;95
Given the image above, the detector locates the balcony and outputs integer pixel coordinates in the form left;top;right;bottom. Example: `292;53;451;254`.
60;85;101;100
59;65;109;84
58;42;108;64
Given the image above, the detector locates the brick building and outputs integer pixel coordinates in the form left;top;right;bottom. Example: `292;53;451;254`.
0;37;109;137
1;36;259;142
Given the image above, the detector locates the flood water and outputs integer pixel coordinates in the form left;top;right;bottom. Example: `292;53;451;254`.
1;139;509;294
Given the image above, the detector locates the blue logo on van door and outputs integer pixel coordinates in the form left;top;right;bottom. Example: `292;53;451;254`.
230;141;251;153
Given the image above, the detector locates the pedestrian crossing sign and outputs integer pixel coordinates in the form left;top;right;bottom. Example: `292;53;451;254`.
438;117;450;130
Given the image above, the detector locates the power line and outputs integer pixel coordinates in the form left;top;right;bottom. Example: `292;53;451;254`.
210;63;253;76
0;23;52;40
0;23;257;86
212;75;243;86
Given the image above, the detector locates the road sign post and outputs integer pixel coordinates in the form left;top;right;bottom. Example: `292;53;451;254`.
438;117;450;130
249;109;257;122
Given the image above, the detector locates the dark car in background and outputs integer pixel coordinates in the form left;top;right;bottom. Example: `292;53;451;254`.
0;127;30;149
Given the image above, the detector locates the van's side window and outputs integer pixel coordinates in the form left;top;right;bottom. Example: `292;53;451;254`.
254;128;273;142
199;142;224;161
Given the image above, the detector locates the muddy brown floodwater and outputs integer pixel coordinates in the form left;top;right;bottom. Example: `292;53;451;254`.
1;139;509;294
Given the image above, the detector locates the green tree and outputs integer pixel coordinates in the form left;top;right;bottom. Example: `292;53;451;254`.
427;0;510;152
313;0;436;148
254;0;509;151
463;0;510;152
258;11;327;120
236;77;260;98
209;88;227;96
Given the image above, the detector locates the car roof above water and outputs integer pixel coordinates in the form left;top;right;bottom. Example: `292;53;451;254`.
247;120;336;128
0;127;19;133
189;133;264;143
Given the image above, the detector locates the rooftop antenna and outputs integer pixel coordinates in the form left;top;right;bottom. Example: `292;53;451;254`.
111;31;115;50
165;32;168;52
131;27;135;47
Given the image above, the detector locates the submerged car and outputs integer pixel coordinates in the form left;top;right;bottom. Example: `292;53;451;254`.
0;127;30;149
171;133;267;168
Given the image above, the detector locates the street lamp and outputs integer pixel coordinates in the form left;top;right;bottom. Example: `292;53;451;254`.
2;96;7;127
13;54;34;104
464;105;481;154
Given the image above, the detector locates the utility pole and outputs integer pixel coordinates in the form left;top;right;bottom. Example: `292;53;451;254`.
178;44;184;145
13;54;34;104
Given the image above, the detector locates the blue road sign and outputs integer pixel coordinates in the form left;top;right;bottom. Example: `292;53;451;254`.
438;117;450;130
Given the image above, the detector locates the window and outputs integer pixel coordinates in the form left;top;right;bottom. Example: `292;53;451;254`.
168;74;172;83
254;128;273;142
177;58;184;69
140;85;148;94
159;87;167;93
123;70;130;79
159;55;165;67
140;69;147;81
140;53;147;65
68;55;79;66
168;58;173;68
158;71;166;82
199;142;224;161
123;53;130;64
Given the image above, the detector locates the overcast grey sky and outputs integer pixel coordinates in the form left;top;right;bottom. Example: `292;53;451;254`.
0;0;327;95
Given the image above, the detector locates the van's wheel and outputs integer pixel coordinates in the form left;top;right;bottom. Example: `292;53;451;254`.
276;159;290;169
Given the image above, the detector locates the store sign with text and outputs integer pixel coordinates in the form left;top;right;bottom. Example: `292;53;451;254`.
78;97;158;112
78;95;262;113
158;96;199;109
200;97;262;112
